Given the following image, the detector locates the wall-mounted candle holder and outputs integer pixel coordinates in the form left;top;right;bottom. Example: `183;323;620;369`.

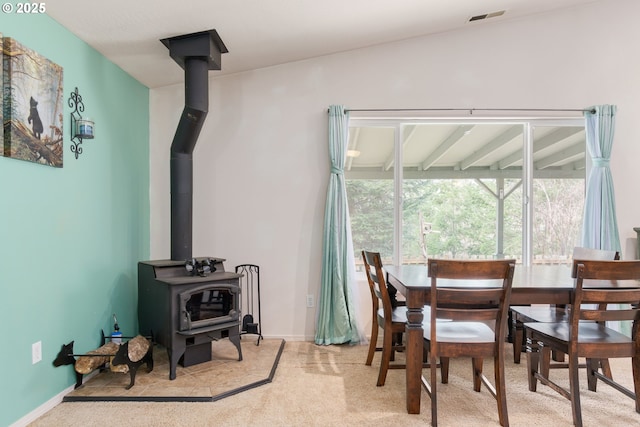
68;87;94;159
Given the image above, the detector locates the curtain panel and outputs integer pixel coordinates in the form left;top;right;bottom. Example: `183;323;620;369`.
580;105;621;253
315;105;361;345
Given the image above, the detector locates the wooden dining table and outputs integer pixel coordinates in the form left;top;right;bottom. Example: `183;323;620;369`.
384;263;640;414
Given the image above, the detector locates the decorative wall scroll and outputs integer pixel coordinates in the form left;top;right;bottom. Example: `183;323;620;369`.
2;36;64;167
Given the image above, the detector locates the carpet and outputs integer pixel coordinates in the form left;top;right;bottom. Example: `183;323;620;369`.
62;338;285;403
31;341;640;426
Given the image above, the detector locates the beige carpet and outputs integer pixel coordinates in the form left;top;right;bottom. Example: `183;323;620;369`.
30;340;639;426
62;338;284;402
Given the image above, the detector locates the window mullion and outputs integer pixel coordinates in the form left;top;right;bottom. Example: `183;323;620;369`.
394;124;402;266
522;123;534;266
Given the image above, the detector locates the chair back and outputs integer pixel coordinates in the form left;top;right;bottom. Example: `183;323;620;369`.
427;259;516;339
571;246;620;278
362;251;380;319
362;251;394;325
425;259;515;427
572;260;640;328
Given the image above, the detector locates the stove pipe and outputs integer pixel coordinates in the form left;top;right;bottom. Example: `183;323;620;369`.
161;30;228;261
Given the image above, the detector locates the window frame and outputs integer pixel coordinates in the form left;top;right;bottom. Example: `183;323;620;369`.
347;116;587;266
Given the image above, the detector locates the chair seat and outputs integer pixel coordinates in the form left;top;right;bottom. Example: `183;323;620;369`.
524;321;633;345
511;305;570;364
378;305;438;324
424;321;495;343
511;305;569;323
378;306;408;323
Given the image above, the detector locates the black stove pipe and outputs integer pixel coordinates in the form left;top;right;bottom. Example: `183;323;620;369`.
161;30;227;261
170;58;207;261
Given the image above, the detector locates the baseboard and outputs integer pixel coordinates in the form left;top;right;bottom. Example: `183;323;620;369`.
10;370;99;427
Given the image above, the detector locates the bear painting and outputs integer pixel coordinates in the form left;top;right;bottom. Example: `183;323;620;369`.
2;37;64;167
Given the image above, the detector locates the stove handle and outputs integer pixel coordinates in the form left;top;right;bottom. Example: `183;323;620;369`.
183;310;192;330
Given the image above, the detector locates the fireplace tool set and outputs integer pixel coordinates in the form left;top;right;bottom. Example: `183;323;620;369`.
236;264;263;345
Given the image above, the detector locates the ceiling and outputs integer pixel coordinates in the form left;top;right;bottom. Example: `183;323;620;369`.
45;0;599;88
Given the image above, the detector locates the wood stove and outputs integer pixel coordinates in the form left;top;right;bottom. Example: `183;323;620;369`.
138;258;242;380
137;30;236;380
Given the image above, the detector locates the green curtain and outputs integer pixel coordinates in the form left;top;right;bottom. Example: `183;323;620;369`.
580;105;626;335
580;105;621;253
315;105;360;345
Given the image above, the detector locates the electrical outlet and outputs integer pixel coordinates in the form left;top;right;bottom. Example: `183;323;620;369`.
32;341;42;364
306;294;314;308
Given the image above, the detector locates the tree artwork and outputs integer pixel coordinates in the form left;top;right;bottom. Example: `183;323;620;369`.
2;36;64;167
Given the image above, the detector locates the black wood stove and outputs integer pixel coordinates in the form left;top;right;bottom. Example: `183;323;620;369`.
138;258;242;380
137;30;238;380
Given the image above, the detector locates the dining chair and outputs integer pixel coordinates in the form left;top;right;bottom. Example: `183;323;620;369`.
422;258;516;427
510;246;620;364
362;251;439;386
362;250;411;386
524;260;640;427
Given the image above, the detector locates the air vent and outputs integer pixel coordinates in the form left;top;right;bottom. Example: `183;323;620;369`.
468;10;505;22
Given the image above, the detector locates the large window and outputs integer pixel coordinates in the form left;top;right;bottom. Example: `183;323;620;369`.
346;118;586;267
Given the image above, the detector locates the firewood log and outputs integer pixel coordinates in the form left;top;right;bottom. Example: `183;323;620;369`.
74;341;120;374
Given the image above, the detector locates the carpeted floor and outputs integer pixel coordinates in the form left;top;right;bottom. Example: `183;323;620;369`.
62;338;284;402
29;340;639;426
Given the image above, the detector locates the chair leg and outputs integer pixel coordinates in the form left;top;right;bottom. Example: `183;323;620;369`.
513;319;523;364
526;335;539;392
440;357;449;383
494;353;509;427
568;353;583;427
393;332;403;346
632;355;640;413
390;332;402;361
586;358;600;392
366;322;378;366
600;358;613;379
540;345;551;379
376;330;393;386
551;349;566;362
472;358;483;392
430;354;439;427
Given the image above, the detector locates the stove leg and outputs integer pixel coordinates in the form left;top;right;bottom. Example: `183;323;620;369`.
169;342;185;380
229;329;243;361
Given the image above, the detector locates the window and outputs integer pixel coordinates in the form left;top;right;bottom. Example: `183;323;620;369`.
346;117;586;267
345;125;395;264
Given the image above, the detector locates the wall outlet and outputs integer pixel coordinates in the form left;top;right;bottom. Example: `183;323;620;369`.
32;341;42;364
306;294;314;308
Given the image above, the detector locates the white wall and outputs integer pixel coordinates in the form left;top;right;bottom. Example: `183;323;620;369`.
150;0;640;340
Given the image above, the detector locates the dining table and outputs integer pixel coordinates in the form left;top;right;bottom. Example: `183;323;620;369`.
384;262;640;414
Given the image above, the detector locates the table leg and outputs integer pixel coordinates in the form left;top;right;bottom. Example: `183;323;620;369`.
405;303;424;414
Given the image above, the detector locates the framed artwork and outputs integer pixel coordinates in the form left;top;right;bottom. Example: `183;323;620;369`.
2;37;64;167
0;33;3;146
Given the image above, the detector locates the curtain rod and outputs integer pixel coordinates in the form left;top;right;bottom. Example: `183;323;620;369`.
340;107;595;114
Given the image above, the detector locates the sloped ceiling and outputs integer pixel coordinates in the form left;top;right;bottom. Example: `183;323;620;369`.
44;0;599;88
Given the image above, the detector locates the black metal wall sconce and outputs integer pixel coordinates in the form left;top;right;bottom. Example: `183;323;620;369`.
68;87;95;159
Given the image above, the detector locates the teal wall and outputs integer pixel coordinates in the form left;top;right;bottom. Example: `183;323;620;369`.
0;9;150;426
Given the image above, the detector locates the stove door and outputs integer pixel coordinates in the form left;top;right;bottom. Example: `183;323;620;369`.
179;284;239;331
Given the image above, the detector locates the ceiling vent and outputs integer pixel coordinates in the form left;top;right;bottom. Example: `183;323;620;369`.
468;10;506;22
